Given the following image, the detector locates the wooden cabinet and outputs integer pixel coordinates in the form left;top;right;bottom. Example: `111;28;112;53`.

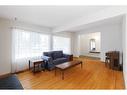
105;51;120;71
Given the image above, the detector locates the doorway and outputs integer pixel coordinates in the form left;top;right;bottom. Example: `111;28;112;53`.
79;32;101;60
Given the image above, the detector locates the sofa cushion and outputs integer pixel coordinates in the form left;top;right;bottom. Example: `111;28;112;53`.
43;52;53;59
52;51;63;60
53;58;68;65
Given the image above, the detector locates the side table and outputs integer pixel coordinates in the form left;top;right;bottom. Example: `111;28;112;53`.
29;59;45;73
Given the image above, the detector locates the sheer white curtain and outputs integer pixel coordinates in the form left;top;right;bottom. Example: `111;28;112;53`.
53;36;71;54
12;29;50;73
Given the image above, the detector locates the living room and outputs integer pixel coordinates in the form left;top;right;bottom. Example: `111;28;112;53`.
0;5;126;92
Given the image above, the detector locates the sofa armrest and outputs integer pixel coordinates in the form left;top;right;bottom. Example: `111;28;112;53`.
63;54;73;61
42;56;55;70
42;56;53;63
63;54;70;58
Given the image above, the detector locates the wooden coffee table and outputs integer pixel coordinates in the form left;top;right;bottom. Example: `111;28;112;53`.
55;60;83;80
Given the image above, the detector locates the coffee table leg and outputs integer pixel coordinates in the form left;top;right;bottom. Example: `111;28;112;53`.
62;70;64;80
29;60;30;70
81;62;83;69
34;63;35;73
55;67;56;76
38;64;39;69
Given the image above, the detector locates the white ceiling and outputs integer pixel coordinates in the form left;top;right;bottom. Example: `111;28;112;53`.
66;15;123;32
0;6;108;28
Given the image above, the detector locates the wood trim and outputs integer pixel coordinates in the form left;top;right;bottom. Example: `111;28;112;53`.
0;73;12;79
15;69;29;74
73;56;79;58
122;72;126;89
79;55;100;60
89;51;101;53
0;69;29;79
100;61;105;63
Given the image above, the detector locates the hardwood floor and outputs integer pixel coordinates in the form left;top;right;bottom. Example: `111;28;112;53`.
17;57;125;89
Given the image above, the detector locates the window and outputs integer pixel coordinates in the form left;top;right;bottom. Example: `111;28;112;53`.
13;29;50;59
12;29;50;72
53;36;71;54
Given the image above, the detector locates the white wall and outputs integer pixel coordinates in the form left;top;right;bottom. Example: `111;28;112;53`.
10;20;52;34
73;22;122;63
0;19;11;75
100;23;122;62
122;15;127;89
72;33;80;57
79;32;101;57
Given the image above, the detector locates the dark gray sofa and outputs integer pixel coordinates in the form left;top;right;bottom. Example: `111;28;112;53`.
42;51;72;70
